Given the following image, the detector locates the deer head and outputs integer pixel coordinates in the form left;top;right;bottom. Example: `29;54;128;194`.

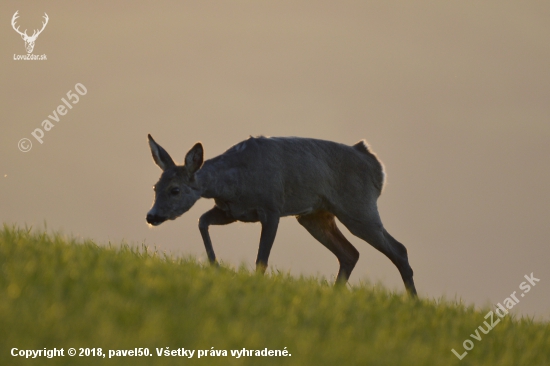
12;11;49;54
146;135;204;226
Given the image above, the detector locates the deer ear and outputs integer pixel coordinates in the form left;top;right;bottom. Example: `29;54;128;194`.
148;134;175;171
184;142;204;175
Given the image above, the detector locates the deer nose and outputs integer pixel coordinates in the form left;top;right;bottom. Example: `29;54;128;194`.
146;213;166;226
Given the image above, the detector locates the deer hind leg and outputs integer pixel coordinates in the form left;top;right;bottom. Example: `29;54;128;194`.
297;211;359;285
336;211;417;296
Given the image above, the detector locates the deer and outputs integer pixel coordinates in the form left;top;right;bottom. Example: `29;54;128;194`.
11;11;49;54
146;135;417;296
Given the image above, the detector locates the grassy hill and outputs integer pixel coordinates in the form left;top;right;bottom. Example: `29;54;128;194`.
1;224;549;365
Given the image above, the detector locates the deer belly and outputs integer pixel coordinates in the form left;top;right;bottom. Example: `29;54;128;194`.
215;199;260;222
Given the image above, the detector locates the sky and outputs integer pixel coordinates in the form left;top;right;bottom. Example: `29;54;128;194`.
1;1;549;320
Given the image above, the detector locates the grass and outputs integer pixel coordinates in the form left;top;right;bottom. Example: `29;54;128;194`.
1;224;549;366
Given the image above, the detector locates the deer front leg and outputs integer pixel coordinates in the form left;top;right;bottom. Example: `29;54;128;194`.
255;210;280;274
198;206;236;264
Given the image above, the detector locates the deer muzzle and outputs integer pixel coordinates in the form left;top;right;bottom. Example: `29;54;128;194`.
146;213;167;226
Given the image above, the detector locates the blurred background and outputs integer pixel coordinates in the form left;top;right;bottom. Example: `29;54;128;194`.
1;1;549;319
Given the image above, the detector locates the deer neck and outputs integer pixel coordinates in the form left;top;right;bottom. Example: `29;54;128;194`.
195;160;225;199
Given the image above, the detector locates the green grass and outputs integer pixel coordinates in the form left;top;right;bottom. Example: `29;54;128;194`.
1;224;549;366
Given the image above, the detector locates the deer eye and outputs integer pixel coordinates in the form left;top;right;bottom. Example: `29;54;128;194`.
170;187;180;195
